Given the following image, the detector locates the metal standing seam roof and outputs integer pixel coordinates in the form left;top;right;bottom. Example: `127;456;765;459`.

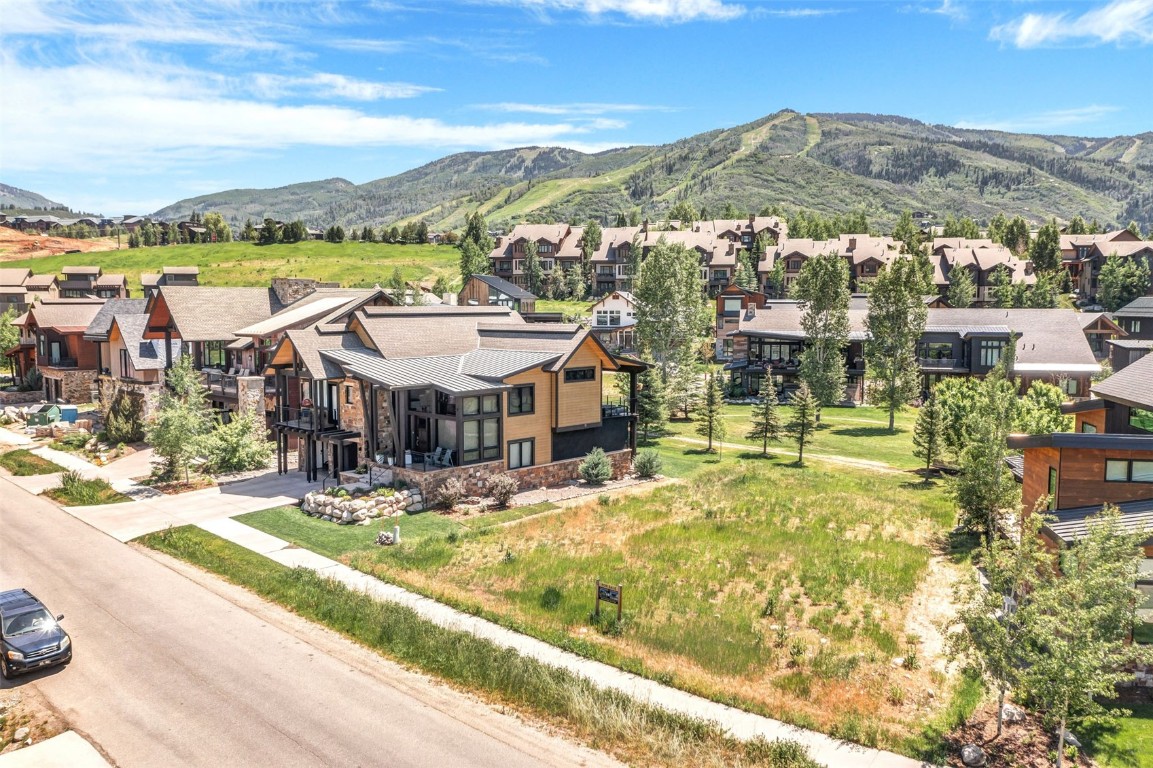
321;347;561;393
471;274;537;300
1107;339;1153;349
1045;498;1153;545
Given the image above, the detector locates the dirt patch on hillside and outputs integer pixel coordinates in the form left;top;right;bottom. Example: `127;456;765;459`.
0;228;121;261
0;686;69;754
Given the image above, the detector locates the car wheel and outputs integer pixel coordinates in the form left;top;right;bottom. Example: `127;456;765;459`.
0;657;11;680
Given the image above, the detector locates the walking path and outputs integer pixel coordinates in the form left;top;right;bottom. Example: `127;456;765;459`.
193;516;936;768
0;732;112;768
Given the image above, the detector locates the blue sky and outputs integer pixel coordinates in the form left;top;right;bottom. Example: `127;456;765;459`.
2;0;1151;216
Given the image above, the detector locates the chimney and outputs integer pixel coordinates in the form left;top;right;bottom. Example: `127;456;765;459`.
849;237;857;250
643;219;649;233
495;235;504;248
749;214;755;224
728;242;735;255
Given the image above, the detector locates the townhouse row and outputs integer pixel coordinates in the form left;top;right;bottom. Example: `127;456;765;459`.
488;220;1153;303
6;276;645;496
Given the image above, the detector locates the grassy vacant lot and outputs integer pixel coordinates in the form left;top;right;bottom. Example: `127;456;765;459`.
242;453;968;756
138;525;819;768
0;449;65;476
663;403;923;469
0;241;460;293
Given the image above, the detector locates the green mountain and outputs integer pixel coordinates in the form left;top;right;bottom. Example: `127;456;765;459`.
0;183;74;214
152;111;1153;232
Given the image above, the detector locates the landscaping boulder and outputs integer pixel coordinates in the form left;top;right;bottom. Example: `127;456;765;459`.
1000;703;1025;724
960;743;986;767
1062;730;1081;749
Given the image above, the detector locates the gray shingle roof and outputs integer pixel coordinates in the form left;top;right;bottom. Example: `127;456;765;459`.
1091;352;1153;409
85;298;147;340
282;327;369;379
157;286;283;342
1115;297;1153;318
111;314;181;371
355;306;524;359
926;308;1098;371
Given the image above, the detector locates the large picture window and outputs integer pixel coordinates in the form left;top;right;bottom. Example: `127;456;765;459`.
978;339;1005;368
565;367;596;383
508;439;533;469
204;340;226;368
1130;408;1153;433
509;385;534;415
463;418;500;463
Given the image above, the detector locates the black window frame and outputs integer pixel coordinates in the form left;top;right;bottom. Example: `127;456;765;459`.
1105;459;1153;483
564;367;596;383
508;438;534;469
508;384;535;415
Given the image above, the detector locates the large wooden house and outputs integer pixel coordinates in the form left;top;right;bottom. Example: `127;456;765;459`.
263;305;645;493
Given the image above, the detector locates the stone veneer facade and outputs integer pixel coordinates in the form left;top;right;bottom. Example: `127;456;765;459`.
388;448;634;498
0;389;45;406
42;368;99;403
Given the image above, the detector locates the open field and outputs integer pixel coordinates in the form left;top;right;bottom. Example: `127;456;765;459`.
240;451;972;756
138;525;821;768
662;403;924;470
0;240;461;293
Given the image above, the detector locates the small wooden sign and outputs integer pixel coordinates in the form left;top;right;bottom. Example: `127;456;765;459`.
595;579;623;622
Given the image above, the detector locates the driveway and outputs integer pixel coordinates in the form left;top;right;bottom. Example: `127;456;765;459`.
0;476;619;768
61;470;322;541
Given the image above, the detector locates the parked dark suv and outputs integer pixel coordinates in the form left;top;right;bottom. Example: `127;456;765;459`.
0;589;72;679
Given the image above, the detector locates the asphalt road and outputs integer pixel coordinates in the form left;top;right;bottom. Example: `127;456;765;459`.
0;476;618;768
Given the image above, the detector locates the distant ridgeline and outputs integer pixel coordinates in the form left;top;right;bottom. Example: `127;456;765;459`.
148;111;1153;234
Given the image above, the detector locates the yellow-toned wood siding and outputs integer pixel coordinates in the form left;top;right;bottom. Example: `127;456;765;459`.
503;367;555;465
557;344;604;429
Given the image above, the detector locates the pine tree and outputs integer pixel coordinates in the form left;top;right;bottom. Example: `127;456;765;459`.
912;396;944;475
1098;252;1151;311
1001;216;1030;255
695;368;727;453
947;265;976;308
565;264;586;301
1029;218;1062;274
635;367;668;443
785;382;819;466
746;382;781;457
522;238;543;296
634;238;710;380
892;210;921;255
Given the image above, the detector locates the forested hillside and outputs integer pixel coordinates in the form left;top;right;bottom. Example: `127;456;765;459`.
153;111;1153;233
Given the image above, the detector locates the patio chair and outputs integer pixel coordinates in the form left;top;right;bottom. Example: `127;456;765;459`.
423;447;444;467
439;449;454;468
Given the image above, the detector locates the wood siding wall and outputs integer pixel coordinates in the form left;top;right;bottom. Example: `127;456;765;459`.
556;345;604;429
503;367;556;466
1075;409;1107;434
1022;446;1153;511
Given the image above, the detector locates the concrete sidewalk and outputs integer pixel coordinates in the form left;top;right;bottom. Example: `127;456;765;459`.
0;731;111;768
196;517;936;768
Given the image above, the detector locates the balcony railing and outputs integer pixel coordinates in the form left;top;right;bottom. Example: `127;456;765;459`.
918;357;962;370
41;357;78;369
273;406;339;432
601;398;632;418
204;369;277;398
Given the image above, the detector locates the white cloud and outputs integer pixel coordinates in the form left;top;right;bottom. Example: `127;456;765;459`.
990;0;1153;48
954;105;1121;132
0;59;627;173
495;0;746;22
476;102;674;115
751;7;843;18
904;0;966;22
250;73;440;101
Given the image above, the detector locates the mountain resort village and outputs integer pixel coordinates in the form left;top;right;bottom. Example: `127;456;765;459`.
4;3;1153;767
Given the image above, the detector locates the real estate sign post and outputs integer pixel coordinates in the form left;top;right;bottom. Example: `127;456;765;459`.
595;580;623;622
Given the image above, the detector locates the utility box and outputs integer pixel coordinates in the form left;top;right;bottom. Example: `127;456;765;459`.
27;404;61;426
59;405;78;423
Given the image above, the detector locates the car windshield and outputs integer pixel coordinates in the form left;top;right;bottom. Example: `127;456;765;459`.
2;608;56;637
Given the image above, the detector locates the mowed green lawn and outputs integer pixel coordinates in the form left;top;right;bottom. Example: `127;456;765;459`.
1086;703;1153;768
240;455;960;753
662;403;923;469
0;240;461;292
